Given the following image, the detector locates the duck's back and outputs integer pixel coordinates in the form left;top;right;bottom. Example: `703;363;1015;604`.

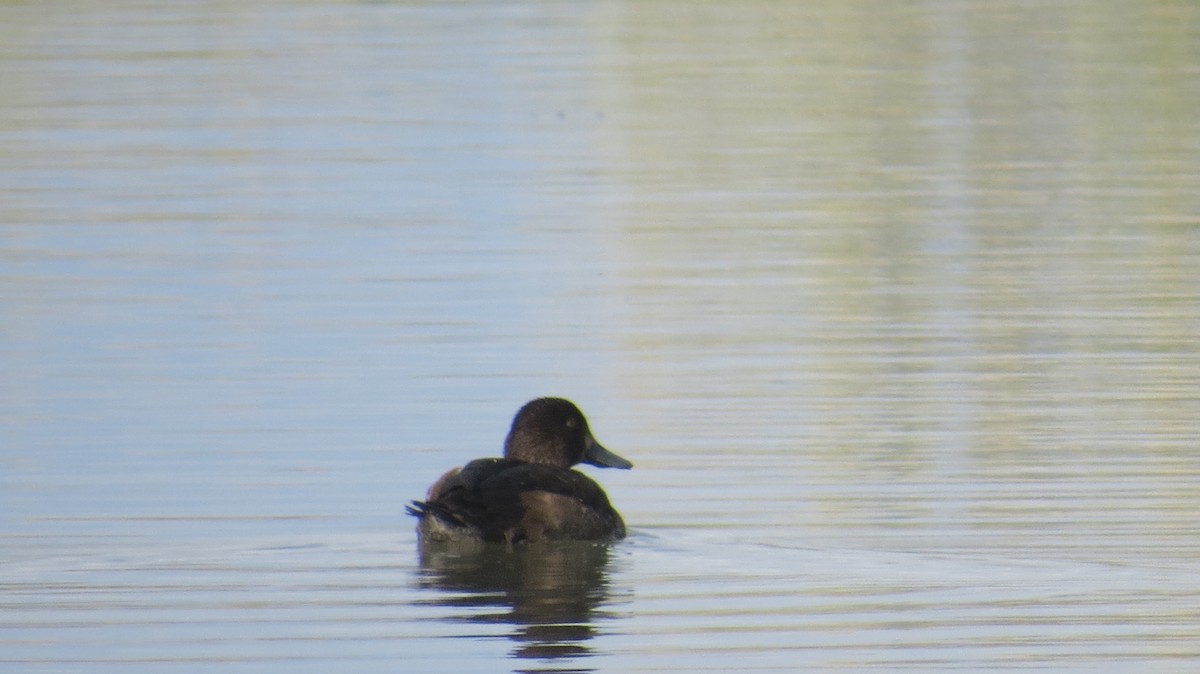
409;458;626;544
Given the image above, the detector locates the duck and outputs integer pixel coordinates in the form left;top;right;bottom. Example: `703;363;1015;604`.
407;397;632;544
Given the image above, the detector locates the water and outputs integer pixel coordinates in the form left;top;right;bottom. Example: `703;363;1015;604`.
3;1;1200;672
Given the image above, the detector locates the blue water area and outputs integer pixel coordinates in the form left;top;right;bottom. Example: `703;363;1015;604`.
3;2;1199;672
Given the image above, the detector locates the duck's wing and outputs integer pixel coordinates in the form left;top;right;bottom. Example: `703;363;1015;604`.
474;464;623;542
421;458;513;500
407;459;524;541
410;461;615;543
474;463;614;510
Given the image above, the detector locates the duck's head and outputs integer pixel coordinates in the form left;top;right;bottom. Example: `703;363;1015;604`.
503;397;633;470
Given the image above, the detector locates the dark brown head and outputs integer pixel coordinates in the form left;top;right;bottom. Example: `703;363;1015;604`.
503;397;633;470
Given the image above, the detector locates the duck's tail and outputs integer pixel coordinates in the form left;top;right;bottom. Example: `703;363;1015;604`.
405;500;429;518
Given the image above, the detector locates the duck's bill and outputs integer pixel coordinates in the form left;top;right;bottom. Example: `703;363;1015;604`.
583;438;633;469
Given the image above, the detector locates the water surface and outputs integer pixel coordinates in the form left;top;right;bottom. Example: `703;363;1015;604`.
2;1;1199;672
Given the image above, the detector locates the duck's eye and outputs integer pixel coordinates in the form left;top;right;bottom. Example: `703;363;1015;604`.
565;417;580;429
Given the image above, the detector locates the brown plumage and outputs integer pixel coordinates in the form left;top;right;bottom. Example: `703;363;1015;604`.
407;398;632;544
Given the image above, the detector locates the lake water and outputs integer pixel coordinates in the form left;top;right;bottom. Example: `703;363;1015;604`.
3;1;1199;672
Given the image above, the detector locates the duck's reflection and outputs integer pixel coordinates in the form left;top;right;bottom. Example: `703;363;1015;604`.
415;540;618;669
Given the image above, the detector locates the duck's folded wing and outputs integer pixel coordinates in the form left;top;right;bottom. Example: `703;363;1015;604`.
408;459;524;540
422;460;607;514
475;464;614;510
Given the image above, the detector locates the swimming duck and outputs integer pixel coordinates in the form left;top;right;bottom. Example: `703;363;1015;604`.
407;397;632;544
